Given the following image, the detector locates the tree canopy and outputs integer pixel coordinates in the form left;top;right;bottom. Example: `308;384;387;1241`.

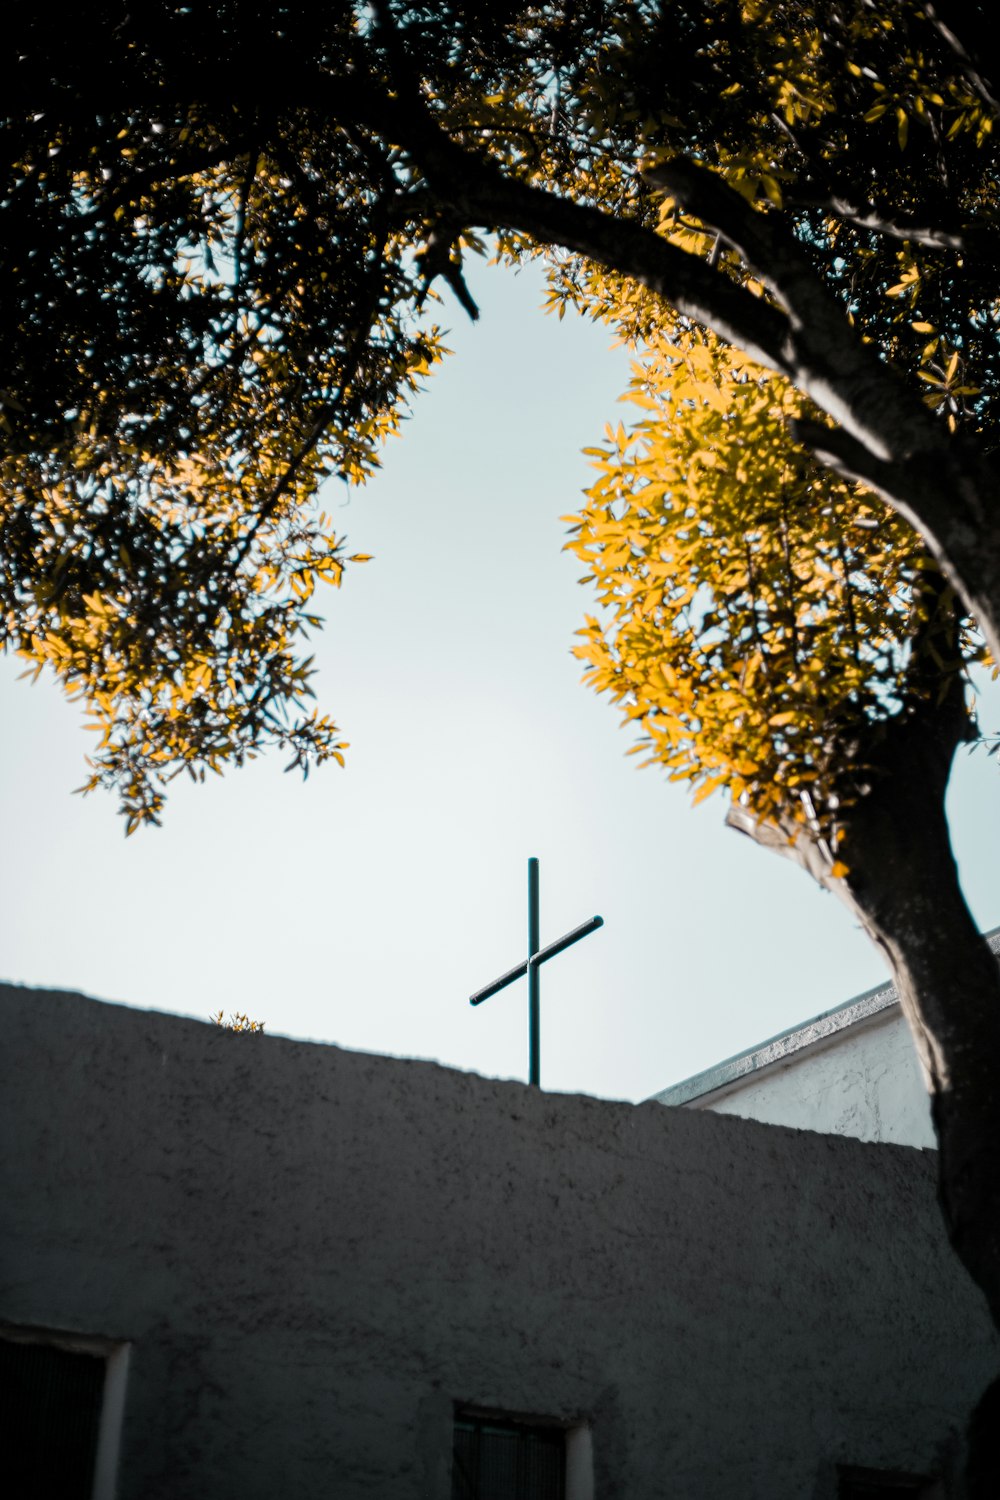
565;292;987;842
5;0;1000;826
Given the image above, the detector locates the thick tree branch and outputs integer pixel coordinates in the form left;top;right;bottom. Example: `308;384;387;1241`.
362;127;793;378
368;64;948;475
645;158;950;462
458;154;1000;661
792;418;963;544
792;191;970;252
631;158;1000;664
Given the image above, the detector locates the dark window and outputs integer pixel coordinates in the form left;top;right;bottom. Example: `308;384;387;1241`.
452;1411;566;1500
1;1335;106;1500
838;1467;935;1499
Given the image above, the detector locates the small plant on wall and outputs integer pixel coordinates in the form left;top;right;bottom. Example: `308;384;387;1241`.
210;1011;265;1034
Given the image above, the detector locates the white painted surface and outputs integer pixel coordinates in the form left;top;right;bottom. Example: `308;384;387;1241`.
696;1009;936;1148
566;1425;595;1500
94;1343;131;1500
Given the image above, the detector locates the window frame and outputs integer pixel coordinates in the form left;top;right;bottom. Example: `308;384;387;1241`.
451;1404;593;1500
1;1322;130;1500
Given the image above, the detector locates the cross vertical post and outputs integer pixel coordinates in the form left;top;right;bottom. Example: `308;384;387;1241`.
528;857;540;1087
469;857;604;1089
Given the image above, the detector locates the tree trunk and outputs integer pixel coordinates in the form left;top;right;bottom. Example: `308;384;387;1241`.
833;724;1000;1497
728;679;1000;1493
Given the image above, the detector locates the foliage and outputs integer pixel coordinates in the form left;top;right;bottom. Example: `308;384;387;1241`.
565;306;987;839
527;0;1000;842
211;1010;266;1034
4;0;1000;838
3;12;448;829
588;0;1000;397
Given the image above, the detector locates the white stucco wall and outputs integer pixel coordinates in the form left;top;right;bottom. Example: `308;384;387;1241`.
655;932;1000;1150
696;1009;935;1148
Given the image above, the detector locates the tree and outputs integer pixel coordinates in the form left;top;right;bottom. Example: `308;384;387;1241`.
5;1;1000;1481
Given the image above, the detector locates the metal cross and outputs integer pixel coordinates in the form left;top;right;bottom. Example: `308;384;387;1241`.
470;857;603;1088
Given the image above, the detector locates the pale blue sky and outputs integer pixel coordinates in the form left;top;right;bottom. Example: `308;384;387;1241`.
2;258;998;1101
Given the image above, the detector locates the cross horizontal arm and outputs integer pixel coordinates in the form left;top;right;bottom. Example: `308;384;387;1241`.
469;956;529;1007
529;914;603;969
469;915;604;1006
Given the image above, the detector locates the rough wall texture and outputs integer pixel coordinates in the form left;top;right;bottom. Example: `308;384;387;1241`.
703;1011;935;1148
1;984;996;1500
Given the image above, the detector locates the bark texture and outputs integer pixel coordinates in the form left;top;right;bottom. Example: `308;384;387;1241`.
728;661;1000;1493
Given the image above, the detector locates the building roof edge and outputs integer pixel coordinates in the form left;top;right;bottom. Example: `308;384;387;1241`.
649;926;1000;1108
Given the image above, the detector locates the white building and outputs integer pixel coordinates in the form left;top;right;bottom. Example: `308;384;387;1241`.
651;928;1000;1149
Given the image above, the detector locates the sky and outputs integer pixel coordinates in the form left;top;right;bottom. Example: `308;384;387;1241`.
3;256;999;1104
